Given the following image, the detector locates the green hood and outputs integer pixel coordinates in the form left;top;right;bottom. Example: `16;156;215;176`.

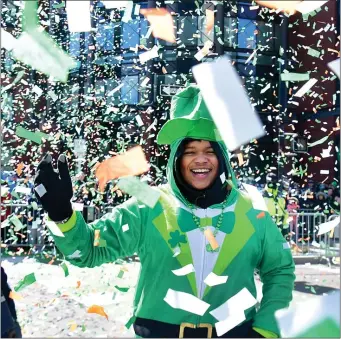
166;138;239;206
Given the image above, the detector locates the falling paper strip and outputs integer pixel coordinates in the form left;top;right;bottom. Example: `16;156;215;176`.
294;79;318;97
61;262;69;277
94;229;100;247
115;285;130;293
45;218;65;238
275;291;340;338
14;273;36;292
34;184;47;197
12;30;77;83
204;272;228;287
9;291;23;301
192;57;265;151
243;184;268;211
320;170;329;175
328;59;340;78
122;224;129;232
102;1;129;9
281;72;310;82
215;312;246;337
66;1;91;32
171;264;195;276
9;215;24;232
164;289;210;316
295;0;329;14
121;1;134;23
140;8;175;43
139;46;159;64
16;126;49;145
204;228;219;250
210;288;257;321
283;242;290;250
72;202;84;211
95;146;150;192
205;9;214;33
117;176;160;208
317;217;340;235
194;41;213;62
87;305;109;320
1;28;18;50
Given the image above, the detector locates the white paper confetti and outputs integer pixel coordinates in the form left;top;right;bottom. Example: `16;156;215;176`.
204;272;228;287
171;264;195;276
34;184;47;197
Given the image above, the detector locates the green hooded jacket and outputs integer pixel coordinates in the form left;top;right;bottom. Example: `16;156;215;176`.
50;137;295;337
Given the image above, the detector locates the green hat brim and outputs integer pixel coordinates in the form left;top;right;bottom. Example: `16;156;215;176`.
157;118;222;145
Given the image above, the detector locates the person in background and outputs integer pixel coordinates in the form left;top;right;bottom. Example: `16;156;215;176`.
1;266;22;338
263;173;290;241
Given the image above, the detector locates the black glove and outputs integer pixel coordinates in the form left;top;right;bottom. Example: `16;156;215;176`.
34;153;73;222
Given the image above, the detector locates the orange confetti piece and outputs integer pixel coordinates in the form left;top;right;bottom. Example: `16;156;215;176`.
16;162;24;176
76;281;81;289
256;1;301;13
95;146;150;192
204;229;219;251
140;8;176;43
257;212;265;219
205;9;214;33
237;153;244;166
9;291;23;301
94;230;100;247
87;305;108;320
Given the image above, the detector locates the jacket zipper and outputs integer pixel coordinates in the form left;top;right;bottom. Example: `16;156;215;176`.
196;207;207;326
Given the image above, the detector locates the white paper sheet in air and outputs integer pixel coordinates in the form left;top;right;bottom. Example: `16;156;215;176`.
243;184;268;211
102;1;130;9
45;219;65;238
171;264;195;276
295;1;329;14
15;186;31;194
275;291;340;338
164;289;210;316
72;202;84;211
317;217;340;235
139;46;159;63
215;311;246;337
204;272;228;287
328;59;340;78
210;288;257;321
66;1;91;32
34;184;47;197
192;57;265;151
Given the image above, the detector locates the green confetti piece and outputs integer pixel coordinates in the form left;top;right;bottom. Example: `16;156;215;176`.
14;273;36;292
61;262;69;277
117;177;160;208
308;135;329;147
125;316;136;329
311;286;316;294
16;126;49;145
81;325;86;332
280;73;310;82
53;1;65;9
117;270;124;279
9;215;24;231
114;285;130;293
307;48;321;58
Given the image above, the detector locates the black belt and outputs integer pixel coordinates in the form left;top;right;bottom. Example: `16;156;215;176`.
134;317;254;338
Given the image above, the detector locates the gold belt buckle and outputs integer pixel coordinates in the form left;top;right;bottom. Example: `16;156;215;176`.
179;323;213;338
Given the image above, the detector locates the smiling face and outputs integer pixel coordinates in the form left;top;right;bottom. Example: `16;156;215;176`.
180;140;219;190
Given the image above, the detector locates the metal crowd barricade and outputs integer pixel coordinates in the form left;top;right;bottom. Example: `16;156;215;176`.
288;211;340;259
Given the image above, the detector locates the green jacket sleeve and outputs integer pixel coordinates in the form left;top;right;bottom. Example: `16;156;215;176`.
50;198;148;268
253;212;295;336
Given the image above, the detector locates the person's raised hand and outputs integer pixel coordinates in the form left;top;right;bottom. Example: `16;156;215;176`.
34;153;73;222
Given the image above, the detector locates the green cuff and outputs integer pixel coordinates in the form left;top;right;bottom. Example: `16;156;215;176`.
56;211;77;233
253;327;278;338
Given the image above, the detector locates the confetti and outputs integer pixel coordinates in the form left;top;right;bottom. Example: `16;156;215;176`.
204;228;219;251
95;146;150;192
192;57;265;151
140;8;175;43
61;262;69;277
204;272;228;287
294;79;318;97
114;285;130;293
66;0;91;32
117;176;160;208
171;264;195;276
256;211;265;219
9;291;23;301
87;305;109;320
16;126;49;145
14;272;36;292
205;9;214;33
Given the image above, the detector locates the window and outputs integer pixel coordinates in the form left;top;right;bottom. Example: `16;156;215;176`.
178;16;198;46
96;23;116;51
237;18;256;49
121;19;148;49
121;75;139;104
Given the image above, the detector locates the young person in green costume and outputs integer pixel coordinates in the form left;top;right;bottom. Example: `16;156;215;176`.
34;85;295;338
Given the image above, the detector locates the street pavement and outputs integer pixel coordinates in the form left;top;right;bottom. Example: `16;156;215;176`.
1;257;340;337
